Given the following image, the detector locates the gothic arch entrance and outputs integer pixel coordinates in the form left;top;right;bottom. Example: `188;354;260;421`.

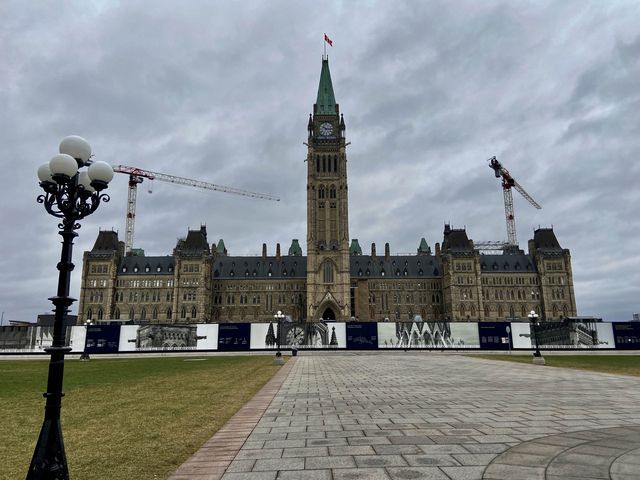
321;307;336;320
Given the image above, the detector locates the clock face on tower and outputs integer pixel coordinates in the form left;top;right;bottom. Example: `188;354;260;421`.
319;122;334;136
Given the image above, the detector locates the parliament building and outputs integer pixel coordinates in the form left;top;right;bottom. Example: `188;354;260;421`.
78;58;577;325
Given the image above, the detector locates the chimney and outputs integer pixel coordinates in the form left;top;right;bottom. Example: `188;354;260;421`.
371;242;376;257
262;243;267;259
435;242;441;256
276;243;281;259
385;242;390;259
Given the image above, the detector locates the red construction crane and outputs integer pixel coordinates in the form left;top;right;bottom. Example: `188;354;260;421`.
111;165;280;255
488;156;541;247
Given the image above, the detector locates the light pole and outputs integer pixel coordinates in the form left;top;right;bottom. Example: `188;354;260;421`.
79;320;92;361
528;310;545;365
28;136;113;480
273;310;285;365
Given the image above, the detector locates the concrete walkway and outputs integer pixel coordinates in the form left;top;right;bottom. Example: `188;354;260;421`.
172;354;640;480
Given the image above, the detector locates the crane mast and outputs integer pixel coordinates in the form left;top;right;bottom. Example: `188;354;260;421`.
111;165;280;255
488;156;541;247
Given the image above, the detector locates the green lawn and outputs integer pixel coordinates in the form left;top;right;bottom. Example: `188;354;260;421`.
0;356;282;480
473;354;640;376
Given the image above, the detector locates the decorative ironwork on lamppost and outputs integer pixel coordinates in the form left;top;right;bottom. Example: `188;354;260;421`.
273;310;285;365
27;136;113;480
528;309;545;365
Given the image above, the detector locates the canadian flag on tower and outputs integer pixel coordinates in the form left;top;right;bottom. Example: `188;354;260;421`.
324;33;333;46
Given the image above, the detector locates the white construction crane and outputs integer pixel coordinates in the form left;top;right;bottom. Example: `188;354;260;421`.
488;156;541;247
111;165;280;255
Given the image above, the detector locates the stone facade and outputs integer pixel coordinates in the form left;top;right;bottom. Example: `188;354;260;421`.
78;58;578;325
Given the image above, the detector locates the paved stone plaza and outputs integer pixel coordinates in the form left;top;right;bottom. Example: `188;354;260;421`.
172;354;640;480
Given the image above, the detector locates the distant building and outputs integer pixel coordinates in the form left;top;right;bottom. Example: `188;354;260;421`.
78;57;578;324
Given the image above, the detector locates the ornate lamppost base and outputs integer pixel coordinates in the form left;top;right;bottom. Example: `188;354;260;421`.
273;352;285;365
78;353;90;361
532;355;546;365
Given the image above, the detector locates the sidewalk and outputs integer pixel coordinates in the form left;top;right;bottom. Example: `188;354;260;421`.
171;354;640;480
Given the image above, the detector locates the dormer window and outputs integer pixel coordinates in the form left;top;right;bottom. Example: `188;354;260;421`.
156;266;161;272
122;266;127;273
133;266;139;273
145;265;150;273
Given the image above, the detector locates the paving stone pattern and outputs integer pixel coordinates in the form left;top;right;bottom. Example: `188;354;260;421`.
179;354;640;480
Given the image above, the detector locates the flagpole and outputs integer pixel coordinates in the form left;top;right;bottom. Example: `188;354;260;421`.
323;33;326;57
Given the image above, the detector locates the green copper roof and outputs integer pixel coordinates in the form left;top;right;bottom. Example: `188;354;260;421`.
418;238;431;255
349;239;362;255
288;239;302;256
216;239;227;255
316;58;337;115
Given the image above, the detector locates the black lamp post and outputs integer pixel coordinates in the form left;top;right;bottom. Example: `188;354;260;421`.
528;310;544;363
27;136;113;480
273;310;285;364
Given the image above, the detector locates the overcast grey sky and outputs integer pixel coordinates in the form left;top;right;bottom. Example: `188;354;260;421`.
1;0;638;323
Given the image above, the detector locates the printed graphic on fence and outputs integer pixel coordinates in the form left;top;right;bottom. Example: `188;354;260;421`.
378;321;457;348
118;324;218;351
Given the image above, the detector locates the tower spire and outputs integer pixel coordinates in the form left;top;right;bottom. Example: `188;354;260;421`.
315;58;337;115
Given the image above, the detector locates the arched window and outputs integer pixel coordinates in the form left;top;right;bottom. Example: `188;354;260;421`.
322;155;326;172
166;308;172;320
316;155;320;172
329;185;336;199
114;307;120;320
459;305;466;317
140;308;146;321
319;185;325;199
521;305;527;318
333;155;337;172
470;305;476;317
152;307;158;319
97;308;103;320
129;308;135;320
323;261;334;284
552;305;558;318
484;305;490;318
191;306;197;319
497;305;504;317
86;309;93;320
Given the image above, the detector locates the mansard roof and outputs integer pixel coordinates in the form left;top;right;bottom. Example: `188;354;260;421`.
90;230;120;253
480;254;537;273
350;255;441;278
532;228;563;251
441;225;473;252
175;226;210;255
118;256;174;275
213;256;306;279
